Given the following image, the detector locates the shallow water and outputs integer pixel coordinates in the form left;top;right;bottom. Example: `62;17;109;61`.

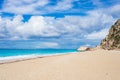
0;49;77;61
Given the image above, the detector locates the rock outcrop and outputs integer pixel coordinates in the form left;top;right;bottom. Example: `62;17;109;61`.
100;19;120;50
77;46;90;51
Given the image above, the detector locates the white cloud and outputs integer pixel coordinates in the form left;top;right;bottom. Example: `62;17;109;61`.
43;42;59;47
81;44;91;47
85;28;109;40
90;4;120;18
2;0;49;14
1;0;74;14
0;9;116;40
0;1;120;49
46;0;74;11
1;3;119;40
1;0;120;17
105;4;120;18
0;4;120;48
34;42;59;48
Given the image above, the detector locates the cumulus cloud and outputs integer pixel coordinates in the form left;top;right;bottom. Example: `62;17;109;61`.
0;40;59;49
1;0;75;14
105;4;120;18
0;15;60;40
89;4;120;18
0;11;116;40
1;0;49;14
1;0;120;16
42;42;59;48
46;0;74;11
81;44;91;47
1;3;120;49
85;28;109;40
33;42;59;48
0;0;120;48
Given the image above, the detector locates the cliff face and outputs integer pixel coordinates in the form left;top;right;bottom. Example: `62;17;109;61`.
101;19;120;50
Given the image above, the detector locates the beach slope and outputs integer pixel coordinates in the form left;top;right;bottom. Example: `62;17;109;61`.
0;50;120;80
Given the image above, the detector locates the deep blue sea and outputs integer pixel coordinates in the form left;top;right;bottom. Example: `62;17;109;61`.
0;49;77;61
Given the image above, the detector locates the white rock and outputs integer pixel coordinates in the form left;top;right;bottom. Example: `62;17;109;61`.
77;46;90;51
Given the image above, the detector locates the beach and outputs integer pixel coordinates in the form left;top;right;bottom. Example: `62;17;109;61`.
0;50;120;80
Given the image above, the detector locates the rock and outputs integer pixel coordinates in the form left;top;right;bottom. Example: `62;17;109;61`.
77;46;90;51
100;19;120;50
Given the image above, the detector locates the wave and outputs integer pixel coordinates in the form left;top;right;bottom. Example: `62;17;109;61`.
0;52;76;64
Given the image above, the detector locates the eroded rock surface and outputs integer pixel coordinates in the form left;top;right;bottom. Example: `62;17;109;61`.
101;19;120;50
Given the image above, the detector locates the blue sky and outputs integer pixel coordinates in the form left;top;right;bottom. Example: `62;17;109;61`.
0;0;120;49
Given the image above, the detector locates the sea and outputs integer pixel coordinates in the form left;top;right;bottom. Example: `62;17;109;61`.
0;49;77;62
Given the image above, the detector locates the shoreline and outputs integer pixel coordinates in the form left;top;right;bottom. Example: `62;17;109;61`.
0;50;120;80
0;52;77;64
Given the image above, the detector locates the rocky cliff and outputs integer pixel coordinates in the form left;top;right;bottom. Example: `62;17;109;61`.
101;19;120;50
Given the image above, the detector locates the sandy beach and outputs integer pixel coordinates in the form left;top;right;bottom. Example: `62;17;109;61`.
0;50;120;80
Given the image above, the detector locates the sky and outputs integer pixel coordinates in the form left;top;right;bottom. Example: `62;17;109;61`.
0;0;120;49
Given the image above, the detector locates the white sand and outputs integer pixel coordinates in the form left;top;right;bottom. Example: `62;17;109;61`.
0;49;120;80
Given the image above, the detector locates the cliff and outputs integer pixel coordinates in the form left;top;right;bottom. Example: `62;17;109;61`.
100;19;120;50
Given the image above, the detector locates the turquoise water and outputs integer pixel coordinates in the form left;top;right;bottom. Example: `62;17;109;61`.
0;49;77;60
